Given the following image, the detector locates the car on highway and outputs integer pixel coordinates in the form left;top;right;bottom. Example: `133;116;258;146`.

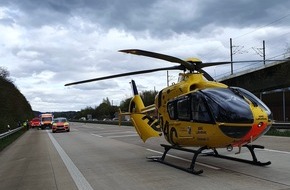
29;117;41;128
52;117;70;133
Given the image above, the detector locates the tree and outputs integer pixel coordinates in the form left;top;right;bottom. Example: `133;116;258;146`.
75;91;157;121
140;90;158;106
76;106;94;119
0;67;11;81
119;98;131;112
102;97;111;106
95;99;118;119
119;90;158;112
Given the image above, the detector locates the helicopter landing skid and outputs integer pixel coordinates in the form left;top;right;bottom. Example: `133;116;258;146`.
208;144;271;166
147;144;207;175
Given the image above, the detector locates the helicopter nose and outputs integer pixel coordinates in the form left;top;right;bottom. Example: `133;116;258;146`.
219;125;252;139
260;109;273;136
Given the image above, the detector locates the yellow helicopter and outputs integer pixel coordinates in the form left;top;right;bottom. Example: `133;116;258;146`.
66;49;276;174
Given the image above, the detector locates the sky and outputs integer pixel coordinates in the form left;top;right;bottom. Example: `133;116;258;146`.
1;0;290;112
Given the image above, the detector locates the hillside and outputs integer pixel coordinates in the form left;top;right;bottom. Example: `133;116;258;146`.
0;77;34;133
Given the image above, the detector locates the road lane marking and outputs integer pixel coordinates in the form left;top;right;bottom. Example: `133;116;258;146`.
91;133;138;138
146;148;220;170
47;131;93;190
97;131;136;135
263;148;290;154
108;134;139;138
93;130;132;134
91;134;103;137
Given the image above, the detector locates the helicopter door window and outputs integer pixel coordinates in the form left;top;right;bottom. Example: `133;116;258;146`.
168;102;176;119
177;98;191;121
191;93;212;123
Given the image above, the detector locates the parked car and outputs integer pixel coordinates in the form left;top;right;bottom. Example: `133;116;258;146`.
52;117;70;133
29;117;41;128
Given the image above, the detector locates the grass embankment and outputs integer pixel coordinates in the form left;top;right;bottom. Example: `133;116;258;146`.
265;128;290;137
0;77;33;133
0;127;27;151
0;75;34;151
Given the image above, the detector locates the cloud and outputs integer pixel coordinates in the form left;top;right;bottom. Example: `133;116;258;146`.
1;0;290;112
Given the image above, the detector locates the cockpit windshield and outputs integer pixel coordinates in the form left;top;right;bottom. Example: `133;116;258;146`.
201;88;254;123
230;87;272;120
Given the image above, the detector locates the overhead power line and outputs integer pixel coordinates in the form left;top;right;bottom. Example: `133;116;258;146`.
233;12;290;39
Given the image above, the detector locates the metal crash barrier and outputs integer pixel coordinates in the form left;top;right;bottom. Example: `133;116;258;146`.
0;126;24;140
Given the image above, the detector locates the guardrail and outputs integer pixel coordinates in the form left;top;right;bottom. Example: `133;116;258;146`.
0;126;24;140
272;122;290;129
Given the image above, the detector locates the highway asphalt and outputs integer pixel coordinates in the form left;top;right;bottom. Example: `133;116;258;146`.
1;122;290;190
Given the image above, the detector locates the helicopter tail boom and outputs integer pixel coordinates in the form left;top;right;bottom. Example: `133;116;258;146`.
119;82;161;142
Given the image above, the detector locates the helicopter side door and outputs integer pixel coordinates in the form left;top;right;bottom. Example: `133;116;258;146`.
166;92;214;141
167;96;191;139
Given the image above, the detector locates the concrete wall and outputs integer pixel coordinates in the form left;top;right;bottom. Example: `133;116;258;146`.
220;60;290;93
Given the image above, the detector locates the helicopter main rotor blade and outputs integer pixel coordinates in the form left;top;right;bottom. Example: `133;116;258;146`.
119;49;193;70
198;69;214;81
65;65;183;86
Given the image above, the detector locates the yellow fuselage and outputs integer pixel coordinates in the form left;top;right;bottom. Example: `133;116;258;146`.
128;73;271;149
154;73;271;148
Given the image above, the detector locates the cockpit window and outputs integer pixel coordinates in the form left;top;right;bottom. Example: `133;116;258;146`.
167;88;255;124
201;88;254;123
230;87;272;120
191;93;212;123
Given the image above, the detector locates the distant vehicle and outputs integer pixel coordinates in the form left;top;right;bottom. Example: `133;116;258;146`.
29;117;41;128
40;113;54;130
79;117;86;121
52;117;70;133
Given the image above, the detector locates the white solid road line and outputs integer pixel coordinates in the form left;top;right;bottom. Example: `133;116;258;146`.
47;131;93;190
146;148;220;170
263;148;290;154
91;133;103;137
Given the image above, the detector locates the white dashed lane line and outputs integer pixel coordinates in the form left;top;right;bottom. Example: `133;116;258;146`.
91;130;138;138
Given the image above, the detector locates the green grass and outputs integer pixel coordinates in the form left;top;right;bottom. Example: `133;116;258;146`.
265;128;290;137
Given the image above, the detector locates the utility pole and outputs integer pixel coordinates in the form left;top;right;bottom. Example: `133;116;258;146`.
263;40;266;65
167;70;169;87
283;89;286;121
252;40;266;64
230;38;233;74
230;38;248;74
